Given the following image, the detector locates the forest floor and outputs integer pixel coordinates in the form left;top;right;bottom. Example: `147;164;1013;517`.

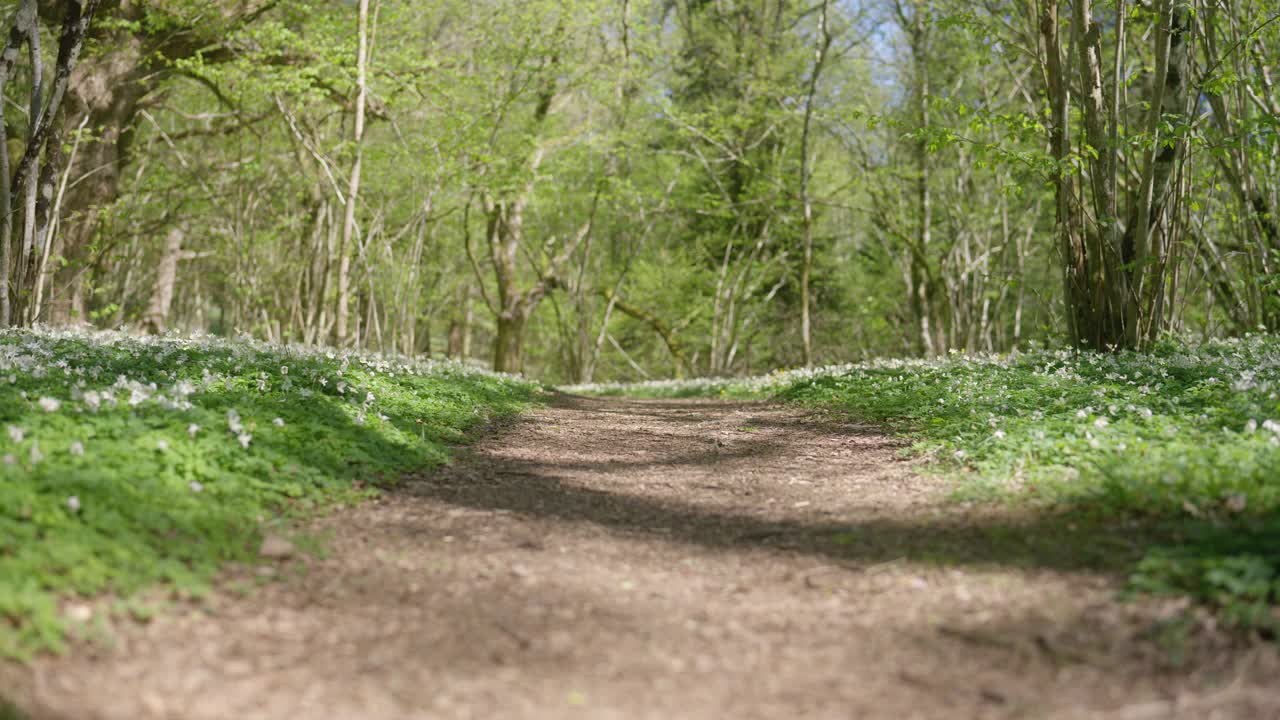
4;395;1279;720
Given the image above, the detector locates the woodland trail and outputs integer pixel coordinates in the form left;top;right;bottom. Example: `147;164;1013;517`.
5;396;1279;720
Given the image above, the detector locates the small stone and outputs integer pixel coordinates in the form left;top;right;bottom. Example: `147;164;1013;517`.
259;534;295;559
255;565;277;578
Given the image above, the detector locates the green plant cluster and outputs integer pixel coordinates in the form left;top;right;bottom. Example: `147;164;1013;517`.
0;328;540;660
575;334;1280;635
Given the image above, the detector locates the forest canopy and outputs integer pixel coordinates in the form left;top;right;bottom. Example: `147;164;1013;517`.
1;0;1278;381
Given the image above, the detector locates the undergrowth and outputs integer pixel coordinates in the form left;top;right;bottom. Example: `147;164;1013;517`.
568;334;1280;637
0;328;540;660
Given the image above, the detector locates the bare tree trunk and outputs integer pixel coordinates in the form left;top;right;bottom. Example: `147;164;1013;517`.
141;225;186;334
798;0;832;367
493;312;528;374
915;30;937;357
335;0;371;347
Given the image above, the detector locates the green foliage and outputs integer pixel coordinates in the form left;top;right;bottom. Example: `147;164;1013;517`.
0;328;541;660
1131;526;1280;636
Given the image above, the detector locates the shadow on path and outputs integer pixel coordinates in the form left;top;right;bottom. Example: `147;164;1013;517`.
400;394;1191;577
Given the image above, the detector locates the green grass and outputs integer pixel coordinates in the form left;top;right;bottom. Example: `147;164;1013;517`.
572;334;1280;636
0;328;542;660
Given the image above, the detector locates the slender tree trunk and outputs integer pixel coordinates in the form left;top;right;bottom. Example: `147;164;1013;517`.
798;0;832;367
335;0;371;347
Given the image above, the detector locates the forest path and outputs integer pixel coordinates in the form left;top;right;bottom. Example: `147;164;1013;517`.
7;396;1278;720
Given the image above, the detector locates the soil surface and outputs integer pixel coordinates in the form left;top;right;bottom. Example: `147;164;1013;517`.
4;396;1279;719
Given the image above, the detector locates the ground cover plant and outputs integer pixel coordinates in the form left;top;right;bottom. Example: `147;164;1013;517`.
565;334;1280;635
0;328;540;660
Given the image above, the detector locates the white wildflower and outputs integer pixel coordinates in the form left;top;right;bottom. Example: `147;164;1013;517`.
1076;409;1088;419
992;430;1006;440
1245;419;1258;434
237;432;252;449
66;495;80;512
69;441;84;456
953;449;966;460
156;439;169;451
272;417;284;427
38;397;61;412
188;423;200;437
7;425;24;443
83;390;101;411
29;440;42;464
1093;417;1109;429
280;366;288;375
189;481;204;493
227;409;243;433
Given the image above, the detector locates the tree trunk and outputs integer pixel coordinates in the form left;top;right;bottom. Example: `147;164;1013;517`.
797;0;832;367
141;224;185;334
493;311;527;374
2;0;103;326
1037;0;1189;350
335;0;371;347
46;22;148;324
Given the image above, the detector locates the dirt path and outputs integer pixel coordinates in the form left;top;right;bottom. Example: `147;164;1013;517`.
5;396;1279;719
